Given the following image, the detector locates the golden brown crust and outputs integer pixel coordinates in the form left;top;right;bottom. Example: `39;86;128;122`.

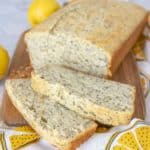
66;123;97;150
9;65;32;79
131;86;136;119
110;13;148;75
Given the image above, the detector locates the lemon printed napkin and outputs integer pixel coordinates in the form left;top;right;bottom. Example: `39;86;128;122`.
77;118;150;150
0;126;40;150
0;119;149;150
9;126;39;150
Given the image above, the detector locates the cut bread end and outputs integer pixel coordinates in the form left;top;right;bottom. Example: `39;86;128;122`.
5;79;97;150
31;66;135;126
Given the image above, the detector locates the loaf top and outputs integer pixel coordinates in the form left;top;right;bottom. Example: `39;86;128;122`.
5;79;97;146
26;0;147;57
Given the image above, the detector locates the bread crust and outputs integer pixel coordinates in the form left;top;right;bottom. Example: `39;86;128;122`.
65;123;97;150
110;13;148;75
5;80;97;150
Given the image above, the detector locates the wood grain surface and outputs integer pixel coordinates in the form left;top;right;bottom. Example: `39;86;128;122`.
1;32;145;126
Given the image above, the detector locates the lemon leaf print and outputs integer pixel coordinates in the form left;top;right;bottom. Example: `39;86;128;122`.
118;131;139;150
136;126;150;150
14;126;35;133
10;133;40;150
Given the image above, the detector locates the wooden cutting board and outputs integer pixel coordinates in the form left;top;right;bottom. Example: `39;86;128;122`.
1;32;145;126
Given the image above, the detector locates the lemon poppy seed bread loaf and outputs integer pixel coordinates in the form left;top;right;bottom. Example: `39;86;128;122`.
25;0;147;77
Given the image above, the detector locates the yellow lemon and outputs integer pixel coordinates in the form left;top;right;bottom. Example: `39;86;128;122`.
28;0;61;26
0;46;9;80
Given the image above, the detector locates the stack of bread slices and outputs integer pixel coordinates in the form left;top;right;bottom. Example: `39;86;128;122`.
5;0;148;149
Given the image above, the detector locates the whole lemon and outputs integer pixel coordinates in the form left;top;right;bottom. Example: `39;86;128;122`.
0;46;9;80
28;0;61;26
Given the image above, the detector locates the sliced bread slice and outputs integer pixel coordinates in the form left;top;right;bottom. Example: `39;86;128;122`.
25;0;147;77
5;79;97;150
31;66;135;126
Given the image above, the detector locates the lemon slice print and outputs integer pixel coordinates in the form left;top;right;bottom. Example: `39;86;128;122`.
117;131;139;150
136;126;150;150
14;126;35;133
106;120;150;150
10;133;40;150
